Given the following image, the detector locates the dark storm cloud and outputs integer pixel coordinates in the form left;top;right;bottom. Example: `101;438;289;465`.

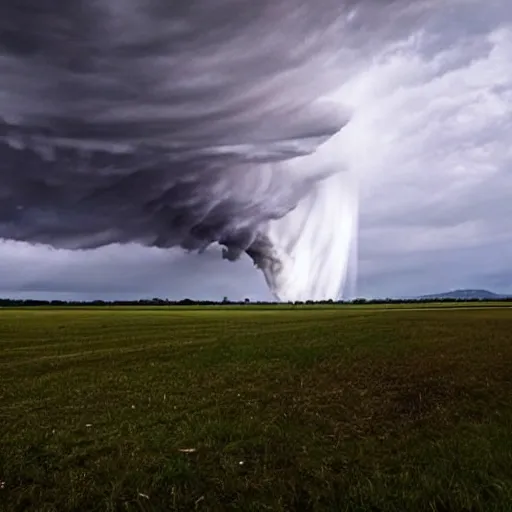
1;0;509;300
0;0;443;300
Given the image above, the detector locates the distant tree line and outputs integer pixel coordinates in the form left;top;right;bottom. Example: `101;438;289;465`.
0;296;510;308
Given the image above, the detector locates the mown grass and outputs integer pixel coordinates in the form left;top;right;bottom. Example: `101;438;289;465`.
1;306;512;511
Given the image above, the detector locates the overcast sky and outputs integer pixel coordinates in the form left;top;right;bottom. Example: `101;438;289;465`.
1;1;511;301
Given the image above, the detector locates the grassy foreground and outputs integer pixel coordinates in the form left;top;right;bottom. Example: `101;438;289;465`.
1;306;512;511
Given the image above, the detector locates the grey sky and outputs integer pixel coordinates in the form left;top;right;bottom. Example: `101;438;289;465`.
0;0;511;300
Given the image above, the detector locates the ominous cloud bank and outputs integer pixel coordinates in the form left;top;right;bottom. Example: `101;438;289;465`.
1;1;511;300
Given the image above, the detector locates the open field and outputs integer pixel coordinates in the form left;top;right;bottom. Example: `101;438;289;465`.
1;306;512;511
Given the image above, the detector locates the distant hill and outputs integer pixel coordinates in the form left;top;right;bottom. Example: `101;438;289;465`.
417;289;511;300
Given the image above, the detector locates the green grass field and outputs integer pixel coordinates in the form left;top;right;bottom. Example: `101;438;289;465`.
1;305;512;511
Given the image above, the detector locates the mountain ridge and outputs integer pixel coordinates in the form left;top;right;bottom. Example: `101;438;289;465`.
417;289;511;300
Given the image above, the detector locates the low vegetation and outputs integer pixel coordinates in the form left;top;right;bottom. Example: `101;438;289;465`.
1;305;512;511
